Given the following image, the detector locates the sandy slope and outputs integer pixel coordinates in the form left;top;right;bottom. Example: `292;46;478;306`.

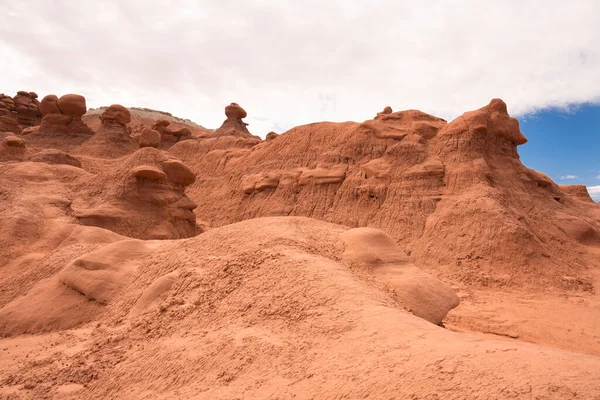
1;217;600;399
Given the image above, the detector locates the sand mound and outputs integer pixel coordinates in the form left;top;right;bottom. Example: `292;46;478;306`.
0;217;599;398
0;133;27;162
341;227;459;324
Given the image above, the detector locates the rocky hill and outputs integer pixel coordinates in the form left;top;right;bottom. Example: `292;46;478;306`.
1;92;599;399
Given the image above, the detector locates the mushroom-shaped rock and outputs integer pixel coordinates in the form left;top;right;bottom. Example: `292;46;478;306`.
132;165;167;181
151;120;173;142
225;103;247;119
214;102;256;138
154;119;170;128
138;127;161;148
0;94;20;134
78;103;136;158
34;94;94;143
265;131;278;141
161;159;196;186
39;95;60;116
3;136;25;148
382;106;393;114
100;104;131;126
150;120;193;147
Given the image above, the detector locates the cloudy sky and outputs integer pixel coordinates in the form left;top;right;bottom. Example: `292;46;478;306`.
1;1;599;197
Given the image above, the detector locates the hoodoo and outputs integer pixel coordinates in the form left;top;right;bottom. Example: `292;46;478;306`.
78;104;137;158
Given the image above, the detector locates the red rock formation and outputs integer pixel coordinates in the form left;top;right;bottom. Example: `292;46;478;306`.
99;103;131;126
0;133;27;162
73;147;198;239
169;98;600;290
150;119;193;147
265;131;278;141
138;127;161;148
78;104;137;158
13;91;41;127
20;126;39;135
0;94;21;134
213;102;259;139
0;94;599;398
29;94;94;149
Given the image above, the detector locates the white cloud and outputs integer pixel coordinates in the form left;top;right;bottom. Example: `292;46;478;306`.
560;175;579;180
1;1;599;136
587;186;600;202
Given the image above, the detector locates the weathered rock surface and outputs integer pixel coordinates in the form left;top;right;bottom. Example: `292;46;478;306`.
169;98;600;290
72;147;198;239
13;91;41;127
213;103;260;139
0;94;21;134
0;94;599;400
138;127;161;148
28;93;94;149
77;104;137;158
0;132;27;162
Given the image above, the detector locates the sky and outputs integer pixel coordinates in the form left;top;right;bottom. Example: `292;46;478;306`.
0;1;599;199
520;104;600;201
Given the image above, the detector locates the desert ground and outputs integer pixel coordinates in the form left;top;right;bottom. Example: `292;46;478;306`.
1;92;599;399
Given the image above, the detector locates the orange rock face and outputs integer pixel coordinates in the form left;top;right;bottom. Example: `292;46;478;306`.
169;98;599;291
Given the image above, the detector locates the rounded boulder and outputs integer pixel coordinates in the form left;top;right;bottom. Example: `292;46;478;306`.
57;94;87;116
